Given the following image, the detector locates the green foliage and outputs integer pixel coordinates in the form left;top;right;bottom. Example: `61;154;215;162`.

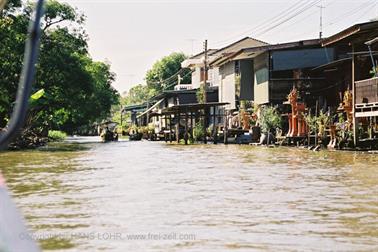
259;106;282;133
116;52;191;128
235;75;241;99
48;130;67;142
196;85;206;104
304;113;317;133
193;122;204;141
304;111;332;137
145;52;190;91
0;0;119;139
179;138;194;145
30;88;45;101
122;84;156;105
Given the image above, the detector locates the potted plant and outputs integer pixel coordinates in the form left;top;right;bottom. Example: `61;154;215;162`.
259;106;282;145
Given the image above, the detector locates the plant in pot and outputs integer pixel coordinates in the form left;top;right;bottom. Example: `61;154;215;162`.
316;111;330;145
259;106;282;145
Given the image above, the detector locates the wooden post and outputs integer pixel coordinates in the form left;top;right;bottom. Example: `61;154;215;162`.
203;108;208;144
146;100;150;126
169;114;173;143
190;112;194;138
315;100;318;146
213;106;218;144
184;111;189;145
203;40;208;104
352;44;358;147
176;113;180;144
224;110;228;144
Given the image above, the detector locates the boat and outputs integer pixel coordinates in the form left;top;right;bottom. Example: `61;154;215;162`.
99;121;119;142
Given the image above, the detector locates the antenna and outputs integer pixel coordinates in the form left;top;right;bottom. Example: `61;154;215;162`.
317;1;325;39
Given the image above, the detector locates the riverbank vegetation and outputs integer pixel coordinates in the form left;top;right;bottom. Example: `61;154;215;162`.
48;130;67;142
0;0;119;148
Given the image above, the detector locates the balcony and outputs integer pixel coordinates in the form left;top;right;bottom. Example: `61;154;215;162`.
174;84;193;91
355;77;378;118
355;77;378;105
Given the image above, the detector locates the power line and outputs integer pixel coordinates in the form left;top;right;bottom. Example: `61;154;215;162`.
351;2;378;23
211;0;311;46
254;0;322;37
213;0;322;47
292;1;376;39
264;0;337;38
146;68;186;86
326;0;375;26
162;69;193;91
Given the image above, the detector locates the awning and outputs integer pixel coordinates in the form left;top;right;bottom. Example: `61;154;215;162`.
322;21;378;47
161;102;229;115
312;57;352;71
137;98;165;119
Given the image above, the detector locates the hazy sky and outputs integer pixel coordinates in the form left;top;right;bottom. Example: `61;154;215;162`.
62;0;378;94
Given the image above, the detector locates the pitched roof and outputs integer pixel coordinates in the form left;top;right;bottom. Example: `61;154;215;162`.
181;49;219;68
209;37;268;66
188;49;219;59
212;39;321;66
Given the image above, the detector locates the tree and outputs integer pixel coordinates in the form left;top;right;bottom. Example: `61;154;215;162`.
0;0;119;144
145;52;191;92
122;84;156;106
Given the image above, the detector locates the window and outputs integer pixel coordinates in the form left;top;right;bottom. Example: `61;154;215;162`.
256;67;269;85
235;61;240;75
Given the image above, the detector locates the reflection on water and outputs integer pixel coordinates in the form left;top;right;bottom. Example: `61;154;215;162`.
1;137;378;251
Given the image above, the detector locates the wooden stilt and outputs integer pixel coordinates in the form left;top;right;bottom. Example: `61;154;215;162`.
213;106;217;144
190;112;194;139
169;114;173;143
176;113;180;144
203;108;208;144
224;110;228;144
352;44;358;147
184;111;189;145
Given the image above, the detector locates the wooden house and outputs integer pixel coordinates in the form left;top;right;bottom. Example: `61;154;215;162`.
319;21;378;146
209;37;268;110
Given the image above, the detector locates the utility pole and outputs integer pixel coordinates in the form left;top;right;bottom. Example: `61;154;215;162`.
203;40;208;144
203;39;208;103
317;2;325;39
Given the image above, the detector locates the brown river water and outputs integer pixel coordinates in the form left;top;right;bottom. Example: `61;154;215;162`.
0;137;378;251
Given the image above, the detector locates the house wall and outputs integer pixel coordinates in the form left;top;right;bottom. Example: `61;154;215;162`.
219;61;236;110
168;97;176;107
254;52;270;105
191;66;201;89
192;66;220;89
209;67;221;87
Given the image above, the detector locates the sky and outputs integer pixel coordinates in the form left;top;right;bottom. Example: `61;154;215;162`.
61;0;378;94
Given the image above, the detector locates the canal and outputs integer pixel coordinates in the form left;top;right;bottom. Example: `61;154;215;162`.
1;137;378;251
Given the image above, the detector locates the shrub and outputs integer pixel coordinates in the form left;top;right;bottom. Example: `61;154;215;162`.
48;130;67;142
193;122;205;141
259;106;282;133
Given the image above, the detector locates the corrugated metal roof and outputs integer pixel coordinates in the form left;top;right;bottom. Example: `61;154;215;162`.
212;39;321;66
322;21;378;46
209;37;268;67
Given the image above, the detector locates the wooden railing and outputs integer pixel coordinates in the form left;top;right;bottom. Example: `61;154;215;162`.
174;84;193;91
355;77;378;105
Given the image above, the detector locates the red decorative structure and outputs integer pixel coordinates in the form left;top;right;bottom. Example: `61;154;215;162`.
286;87;308;137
